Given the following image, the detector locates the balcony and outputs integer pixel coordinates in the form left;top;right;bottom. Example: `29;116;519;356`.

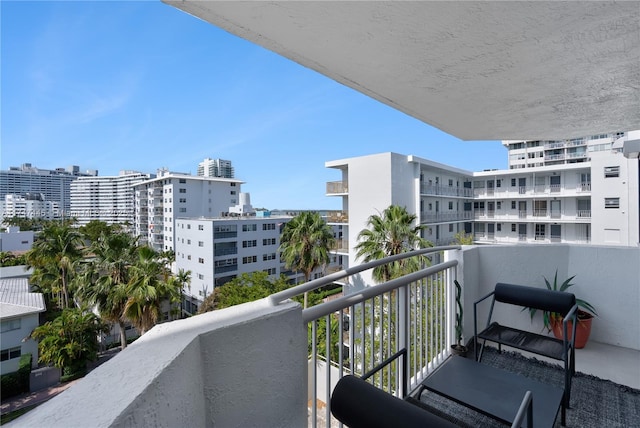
326;181;348;194
325;210;349;223
14;245;639;427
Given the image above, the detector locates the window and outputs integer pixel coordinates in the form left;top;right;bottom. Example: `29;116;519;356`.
1;319;21;333
511;201;516;210
187;225;191;230
448;224;454;232
198;258;205;264
187;255;191;260
242;255;257;264
263;238;276;245
243;240;257;248
179;198;186;203
448;179;453;187
263;253;277;261
497;224;502;232
198;241;204;247
0;346;21;361
605;198;620;209
262;223;276;231
496;202;502;210
511;224;516;232
179;188;186;193
448;202;453;210
198;225;204;231
179;208;186;213
242;224;257;232
197;274;204;280
179;178;187;183
604;166;620;178
511;178;516;187
187;239;191;244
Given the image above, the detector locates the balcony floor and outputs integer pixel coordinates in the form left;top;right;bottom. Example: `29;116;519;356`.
517;340;640;390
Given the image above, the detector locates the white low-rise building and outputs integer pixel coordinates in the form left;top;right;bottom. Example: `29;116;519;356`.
0;194;60;221
0;226;34;252
175;213;294;314
0;278;45;375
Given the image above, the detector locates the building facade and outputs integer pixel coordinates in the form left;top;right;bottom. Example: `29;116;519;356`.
325;133;639;286
0;163;97;216
70;171;155;226
175;214;293;314
133;169;244;252
0;194;60;221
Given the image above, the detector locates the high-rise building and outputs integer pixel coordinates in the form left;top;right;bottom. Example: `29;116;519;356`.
133;169;244;252
197;158;234;178
0;163;97;216
70;171;155;226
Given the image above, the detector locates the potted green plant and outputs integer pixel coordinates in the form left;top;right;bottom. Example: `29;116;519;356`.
527;270;598;348
451;280;468;356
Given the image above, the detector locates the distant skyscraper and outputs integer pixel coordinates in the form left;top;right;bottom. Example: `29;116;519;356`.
197;158;234;178
0;163;97;217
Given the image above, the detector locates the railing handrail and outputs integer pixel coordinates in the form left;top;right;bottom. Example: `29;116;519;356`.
302;259;458;322
268;245;461;305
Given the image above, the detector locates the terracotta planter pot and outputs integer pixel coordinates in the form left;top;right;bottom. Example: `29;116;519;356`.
551;314;593;349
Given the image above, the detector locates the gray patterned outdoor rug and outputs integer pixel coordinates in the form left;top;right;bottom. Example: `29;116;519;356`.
415;346;640;427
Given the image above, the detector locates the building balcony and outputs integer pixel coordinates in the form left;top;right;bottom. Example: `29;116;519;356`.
14;245;639;427
325;210;349;223
420;184;473;198
326;180;348;194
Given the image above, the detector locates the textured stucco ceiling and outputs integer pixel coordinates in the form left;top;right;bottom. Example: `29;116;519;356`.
165;1;640;141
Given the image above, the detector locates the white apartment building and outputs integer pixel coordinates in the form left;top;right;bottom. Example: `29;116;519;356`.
0;227;34;252
133;169;244;252
0;194;60;221
175;213;293;315
70;171;155;227
0;163;97;215
197;158;234;178
326;135;639;286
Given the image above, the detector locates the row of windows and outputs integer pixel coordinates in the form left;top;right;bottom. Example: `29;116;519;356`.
243;255;257;264
243;240;257;248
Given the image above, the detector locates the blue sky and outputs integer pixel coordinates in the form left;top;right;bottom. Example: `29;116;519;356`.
1;1;507;210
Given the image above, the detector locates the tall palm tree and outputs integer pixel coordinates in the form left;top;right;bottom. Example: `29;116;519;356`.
76;232;139;349
25;223;84;309
124;246;182;334
279;211;335;308
355;205;432;283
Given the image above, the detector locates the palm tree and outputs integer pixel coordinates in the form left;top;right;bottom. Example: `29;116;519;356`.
25;223;84;309
31;307;108;377
355;205;432;283
124;247;182;334
76;232;138;349
279;211;335;308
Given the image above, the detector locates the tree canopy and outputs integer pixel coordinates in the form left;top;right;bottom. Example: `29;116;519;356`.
355;205;432;283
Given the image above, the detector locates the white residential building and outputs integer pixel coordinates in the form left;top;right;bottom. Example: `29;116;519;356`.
0;226;34;252
0;163;97;216
0;194;60;221
0;278;45;375
326;138;639;287
133;169;244;252
70;171;155;226
197;158;234;178
175;213;294;315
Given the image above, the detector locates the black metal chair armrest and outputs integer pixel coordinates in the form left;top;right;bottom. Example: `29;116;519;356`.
511;390;533;428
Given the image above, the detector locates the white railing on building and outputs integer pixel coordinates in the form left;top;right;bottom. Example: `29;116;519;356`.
268;246;460;428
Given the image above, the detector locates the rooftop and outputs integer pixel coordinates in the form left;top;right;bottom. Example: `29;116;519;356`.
0;278;46;320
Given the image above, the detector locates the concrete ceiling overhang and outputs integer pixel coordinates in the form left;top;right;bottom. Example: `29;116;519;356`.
165;1;640;141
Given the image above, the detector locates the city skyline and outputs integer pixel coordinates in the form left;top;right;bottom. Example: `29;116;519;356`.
2;1;507;210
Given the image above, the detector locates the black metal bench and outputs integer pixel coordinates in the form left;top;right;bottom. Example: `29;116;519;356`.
474;282;578;425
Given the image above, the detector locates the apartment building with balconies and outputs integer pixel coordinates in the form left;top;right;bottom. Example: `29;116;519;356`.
133;169;244;252
70;171;155;227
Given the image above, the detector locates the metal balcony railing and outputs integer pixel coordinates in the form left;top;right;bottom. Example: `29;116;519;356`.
268;246;460;428
577;210;591;218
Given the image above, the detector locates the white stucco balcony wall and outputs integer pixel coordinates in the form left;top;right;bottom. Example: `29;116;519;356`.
11;299;307;428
